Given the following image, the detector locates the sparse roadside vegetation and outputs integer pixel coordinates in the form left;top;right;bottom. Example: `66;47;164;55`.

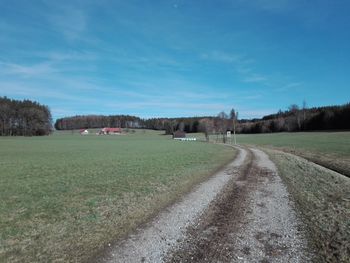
236;132;350;177
266;149;350;263
0;130;236;263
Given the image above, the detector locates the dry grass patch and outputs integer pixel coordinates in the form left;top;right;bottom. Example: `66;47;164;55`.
236;132;350;177
285;149;350;177
266;149;350;263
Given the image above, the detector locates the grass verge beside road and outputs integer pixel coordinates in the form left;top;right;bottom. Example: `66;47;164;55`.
266;149;350;263
0;130;236;263
235;132;350;177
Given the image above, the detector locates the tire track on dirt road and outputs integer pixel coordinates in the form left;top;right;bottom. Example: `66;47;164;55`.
166;148;311;262
232;148;311;262
97;147;248;263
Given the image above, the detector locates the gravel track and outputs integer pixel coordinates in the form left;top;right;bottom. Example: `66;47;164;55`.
98;146;311;263
99;147;247;263
231;148;311;262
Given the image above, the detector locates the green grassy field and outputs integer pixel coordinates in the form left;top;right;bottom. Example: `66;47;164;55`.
0;130;236;263
234;132;350;176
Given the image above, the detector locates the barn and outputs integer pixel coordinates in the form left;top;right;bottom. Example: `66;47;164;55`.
173;130;186;139
172;130;197;141
99;127;122;135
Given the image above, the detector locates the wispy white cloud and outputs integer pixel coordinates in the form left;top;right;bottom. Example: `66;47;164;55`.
275;82;303;92
239;0;294;13
243;73;267;83
200;50;305;90
44;50;97;62
0;62;55;77
242;94;262;100
50;107;78;118
99;51;188;73
105;101;226;110
101;100;233;118
174;91;228;100
0;57;96;79
0;80;98;103
238;108;275;119
200;51;242;63
46;6;87;41
200;50;268;84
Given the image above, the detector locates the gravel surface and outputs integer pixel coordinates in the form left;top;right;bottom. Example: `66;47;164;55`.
232;148;310;262
98;147;311;263
100;147;247;263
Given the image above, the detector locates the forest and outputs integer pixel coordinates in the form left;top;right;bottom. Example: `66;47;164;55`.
54;115;142;131
0;97;52;136
2;96;349;136
55;103;350;135
238;103;350;133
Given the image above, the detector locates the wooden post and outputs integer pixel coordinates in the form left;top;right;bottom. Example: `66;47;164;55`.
233;118;237;145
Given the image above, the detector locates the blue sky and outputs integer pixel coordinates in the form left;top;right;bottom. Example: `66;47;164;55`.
0;0;349;120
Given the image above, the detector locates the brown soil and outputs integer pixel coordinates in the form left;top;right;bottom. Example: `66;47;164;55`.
165;150;257;262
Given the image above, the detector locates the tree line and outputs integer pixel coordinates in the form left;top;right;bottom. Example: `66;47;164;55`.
54;102;350;135
54;115;142;130
238;103;350;133
55;115;214;134
2;95;347;136
0;97;52;136
54;110;239;142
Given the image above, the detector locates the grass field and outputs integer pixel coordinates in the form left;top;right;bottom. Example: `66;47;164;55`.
234;132;350;177
266;149;350;263
0;130;236;263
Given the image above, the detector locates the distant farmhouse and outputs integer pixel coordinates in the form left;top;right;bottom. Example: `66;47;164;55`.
80;129;89;135
99;127;122;135
173;130;186;139
172;130;197;141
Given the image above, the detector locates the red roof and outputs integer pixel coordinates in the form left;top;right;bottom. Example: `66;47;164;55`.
102;127;121;132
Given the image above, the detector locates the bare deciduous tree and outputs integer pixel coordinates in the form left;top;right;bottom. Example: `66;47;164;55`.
199;118;214;142
216;111;229;143
289;104;302;131
230;108;238;144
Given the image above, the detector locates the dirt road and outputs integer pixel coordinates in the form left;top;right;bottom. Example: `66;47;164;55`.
99;147;311;263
